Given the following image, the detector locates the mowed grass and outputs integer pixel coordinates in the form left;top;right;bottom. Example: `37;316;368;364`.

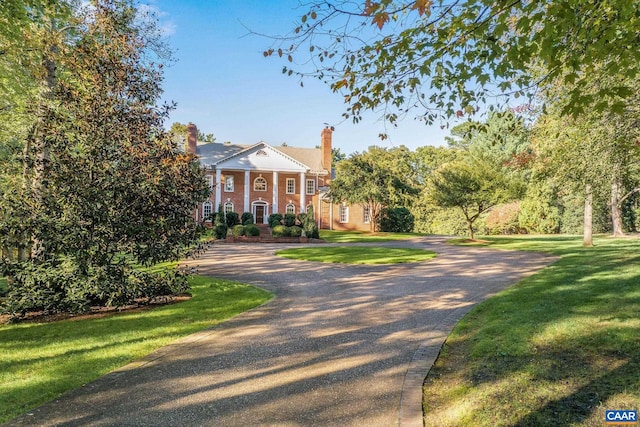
0;276;272;423
424;235;640;427
319;229;419;243
276;245;436;264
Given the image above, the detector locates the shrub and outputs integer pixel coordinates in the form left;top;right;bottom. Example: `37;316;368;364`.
241;212;254;225
213;205;228;239
225;211;240;228
268;213;283;228
1;261;189;320
283;213;297;227
380;207;415;233
271;225;288;237
231;224;245;237
288;226;303;237
244;225;260;236
302;205;320;238
485;202;523;235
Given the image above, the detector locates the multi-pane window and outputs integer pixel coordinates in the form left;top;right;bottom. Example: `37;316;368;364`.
224;175;234;192
286;203;295;215
306;179;315;195
254;176;267;191
339;203;349;223
224;201;234;214
363;205;371;224
207;175;214;190
202;201;213;221
286;178;295;194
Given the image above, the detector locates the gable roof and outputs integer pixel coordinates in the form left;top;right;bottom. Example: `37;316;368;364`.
196;141;328;174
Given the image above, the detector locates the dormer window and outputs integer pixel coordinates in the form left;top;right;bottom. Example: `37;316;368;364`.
254;175;267;191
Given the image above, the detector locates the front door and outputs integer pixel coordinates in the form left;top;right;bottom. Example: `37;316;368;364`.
255;205;265;224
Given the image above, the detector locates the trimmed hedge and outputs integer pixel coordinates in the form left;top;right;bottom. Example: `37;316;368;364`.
231;224;245;237
288;226;303;237
272;225;288;237
244;225;260;236
268;213;283;228
241;212;254;225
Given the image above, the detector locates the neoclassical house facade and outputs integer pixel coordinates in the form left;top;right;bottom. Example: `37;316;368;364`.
186;124;369;231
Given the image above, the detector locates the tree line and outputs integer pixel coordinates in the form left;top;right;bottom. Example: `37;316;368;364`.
267;0;640;245
331;107;640;241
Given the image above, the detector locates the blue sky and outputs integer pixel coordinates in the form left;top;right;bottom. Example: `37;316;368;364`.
150;0;453;154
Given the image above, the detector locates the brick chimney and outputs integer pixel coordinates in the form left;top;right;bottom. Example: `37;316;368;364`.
321;126;333;181
186;123;198;154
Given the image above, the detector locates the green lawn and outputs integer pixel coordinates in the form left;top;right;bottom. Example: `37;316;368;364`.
424;235;640;426
0;276;272;423
319;229;419;243
276;245;436;264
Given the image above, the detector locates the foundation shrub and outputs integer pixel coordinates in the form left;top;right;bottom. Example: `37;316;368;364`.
225;211;240;228
231;224;245;237
288;226;303;237
283;213;297;227
241;212;254;225
271;225;288;237
268;213;283;228
380;206;415;232
244;225;260;236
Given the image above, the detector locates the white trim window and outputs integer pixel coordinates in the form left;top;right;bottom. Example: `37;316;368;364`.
286;178;295;194
224;175;234;192
254;176;267;191
224;201;234;214
306;179;315;195
339;203;349;223
202;201;213;221
207;175;214;190
286;203;296;215
363;205;371;224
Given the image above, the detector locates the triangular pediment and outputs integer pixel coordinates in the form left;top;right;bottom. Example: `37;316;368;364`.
212;143;310;172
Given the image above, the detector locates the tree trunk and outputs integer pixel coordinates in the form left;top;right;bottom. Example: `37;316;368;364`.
611;175;625;237
583;184;593;247
29;28;58;261
467;220;475;240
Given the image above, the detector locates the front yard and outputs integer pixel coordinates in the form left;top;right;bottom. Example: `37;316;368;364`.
424;235;640;426
0;276;272;423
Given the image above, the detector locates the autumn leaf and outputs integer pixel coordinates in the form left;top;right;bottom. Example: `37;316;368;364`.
372;12;389;30
412;0;432;16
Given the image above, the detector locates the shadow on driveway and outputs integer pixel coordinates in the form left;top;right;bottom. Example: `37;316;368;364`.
7;236;556;427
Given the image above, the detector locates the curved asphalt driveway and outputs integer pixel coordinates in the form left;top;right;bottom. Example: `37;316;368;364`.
8;236;556;427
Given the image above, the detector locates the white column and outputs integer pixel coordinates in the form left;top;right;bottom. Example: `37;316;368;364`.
300;172;306;212
215;169;222;210
244;170;250;213
272;171;279;214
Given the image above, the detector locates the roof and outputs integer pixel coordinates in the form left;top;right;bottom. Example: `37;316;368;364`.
195;141;327;175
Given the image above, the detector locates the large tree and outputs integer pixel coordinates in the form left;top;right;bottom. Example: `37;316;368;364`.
428;154;518;240
329;145;418;231
266;1;640;128
0;0;210;318
531;71;640;244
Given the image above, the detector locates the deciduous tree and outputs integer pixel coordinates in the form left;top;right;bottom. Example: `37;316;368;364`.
329;145;418;231
428;154;519;240
266;1;640;128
